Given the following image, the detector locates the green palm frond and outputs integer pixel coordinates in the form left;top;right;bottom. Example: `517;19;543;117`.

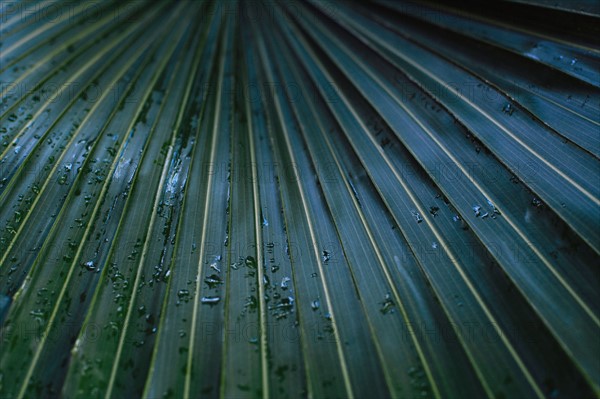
1;1;598;398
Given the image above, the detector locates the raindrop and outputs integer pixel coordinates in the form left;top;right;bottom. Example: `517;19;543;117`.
245;256;257;269
204;274;222;288
380;294;395;314
486;198;501;215
209;261;221;273
83;261;95;271
411;210;423;223
502;103;514;115
30;309;45;320
201;296;220;305
322;250;330;263
177;289;190;301
311;299;320;311
280;276;291;290
472;205;481;217
271;296;294;319
282;297;295;308
531;197;543;208
245;295;257;310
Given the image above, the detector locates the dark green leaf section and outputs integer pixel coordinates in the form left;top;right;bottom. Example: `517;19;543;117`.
0;1;598;398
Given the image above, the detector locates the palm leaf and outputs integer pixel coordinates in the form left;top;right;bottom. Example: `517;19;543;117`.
1;1;598;398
